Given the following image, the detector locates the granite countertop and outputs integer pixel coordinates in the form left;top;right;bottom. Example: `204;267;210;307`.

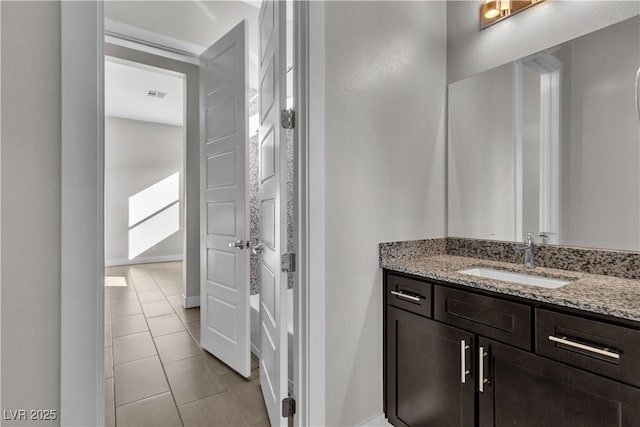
381;254;640;322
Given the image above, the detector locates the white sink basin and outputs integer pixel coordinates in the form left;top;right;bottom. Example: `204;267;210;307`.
457;267;571;289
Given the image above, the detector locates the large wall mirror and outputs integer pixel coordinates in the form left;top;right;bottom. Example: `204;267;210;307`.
448;16;640;251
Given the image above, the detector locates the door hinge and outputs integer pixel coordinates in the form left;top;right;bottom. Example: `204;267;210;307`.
281;109;295;129
281;253;296;273
282;396;296;418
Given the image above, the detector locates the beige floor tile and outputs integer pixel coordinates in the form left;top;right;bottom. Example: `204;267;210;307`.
185;321;200;344
111;301;143;319
155;277;181;288
155;331;202;364
167;295;183;309
111;314;148;338
105;377;115;427
161;285;183;297
137;290;166;303
113;332;157;365
164;355;226;405
220;370;268;425
116;392;182;427
147;313;186;337
109;291;138;304
105;347;113;379
114;356;169;406
203;351;234;376
252;420;271;427
179;392;249;427
106;265;129;275
134;281;161;293
174;306;200;323
142;300;174;318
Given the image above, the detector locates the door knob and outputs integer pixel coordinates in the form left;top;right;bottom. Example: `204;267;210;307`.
251;241;264;255
228;240;249;250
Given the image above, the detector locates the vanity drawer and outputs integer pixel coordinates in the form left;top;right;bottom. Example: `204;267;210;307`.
536;309;640;387
385;274;432;317
434;286;531;350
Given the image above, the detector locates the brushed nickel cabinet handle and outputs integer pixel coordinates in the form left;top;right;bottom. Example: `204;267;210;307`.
479;346;489;392
548;335;620;360
461;340;470;384
390;290;422;303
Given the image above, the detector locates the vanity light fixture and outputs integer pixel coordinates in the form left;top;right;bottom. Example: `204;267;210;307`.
481;0;545;29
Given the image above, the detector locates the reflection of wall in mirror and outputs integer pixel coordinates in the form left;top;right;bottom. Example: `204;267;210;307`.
448;62;516;241
522;65;541;239
561;17;639;251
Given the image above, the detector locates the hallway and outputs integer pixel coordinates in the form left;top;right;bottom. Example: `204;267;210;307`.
105;262;268;427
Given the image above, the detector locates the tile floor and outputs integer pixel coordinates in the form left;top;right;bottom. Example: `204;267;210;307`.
105;262;267;427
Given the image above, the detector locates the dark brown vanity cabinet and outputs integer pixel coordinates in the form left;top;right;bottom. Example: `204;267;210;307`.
386;306;474;427
384;271;640;427
478;337;640;427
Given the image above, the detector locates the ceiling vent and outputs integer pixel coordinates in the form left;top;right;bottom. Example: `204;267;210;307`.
147;89;166;99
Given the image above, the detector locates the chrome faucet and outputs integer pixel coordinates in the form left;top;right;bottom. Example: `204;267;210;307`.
514;232;535;268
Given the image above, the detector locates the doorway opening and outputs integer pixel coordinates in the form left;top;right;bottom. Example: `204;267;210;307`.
101;2;295;426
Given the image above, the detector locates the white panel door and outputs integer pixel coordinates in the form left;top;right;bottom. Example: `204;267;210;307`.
200;21;251;378
258;1;289;425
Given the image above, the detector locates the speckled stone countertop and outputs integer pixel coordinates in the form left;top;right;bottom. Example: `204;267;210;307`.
381;254;640;323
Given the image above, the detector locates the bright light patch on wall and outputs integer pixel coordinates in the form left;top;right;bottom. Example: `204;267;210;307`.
128;202;180;260
128;172;180;260
129;172;180;227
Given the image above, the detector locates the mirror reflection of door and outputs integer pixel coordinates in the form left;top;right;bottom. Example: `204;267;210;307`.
521;52;562;245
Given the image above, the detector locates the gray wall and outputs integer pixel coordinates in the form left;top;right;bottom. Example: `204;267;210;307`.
447;1;640;83
105;116;184;265
1;2;61;424
105;43;200;302
323;1;447;424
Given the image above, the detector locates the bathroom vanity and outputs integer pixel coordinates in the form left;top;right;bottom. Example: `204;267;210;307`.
381;252;640;427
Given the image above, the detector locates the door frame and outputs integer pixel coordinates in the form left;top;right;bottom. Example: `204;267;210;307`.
59;1;326;426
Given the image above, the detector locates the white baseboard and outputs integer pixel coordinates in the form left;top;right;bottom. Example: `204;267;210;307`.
183;294;200;309
251;344;261;358
105;254;183;267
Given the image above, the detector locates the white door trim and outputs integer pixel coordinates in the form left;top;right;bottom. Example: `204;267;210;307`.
60;2;105;426
296;1;326;425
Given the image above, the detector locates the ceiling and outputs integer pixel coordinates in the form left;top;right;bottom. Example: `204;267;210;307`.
105;59;185;126
105;1;261;87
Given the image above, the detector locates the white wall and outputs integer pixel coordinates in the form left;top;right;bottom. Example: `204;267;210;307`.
323;1;447;425
105;116;184;265
448;62;516;241
1;2;61;423
447;0;640;83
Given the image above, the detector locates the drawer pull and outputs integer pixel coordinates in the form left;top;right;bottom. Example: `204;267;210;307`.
548;335;620;360
390;290;422;303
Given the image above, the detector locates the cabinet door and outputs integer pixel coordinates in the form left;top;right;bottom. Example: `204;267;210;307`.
387;307;474;427
478;337;640;427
